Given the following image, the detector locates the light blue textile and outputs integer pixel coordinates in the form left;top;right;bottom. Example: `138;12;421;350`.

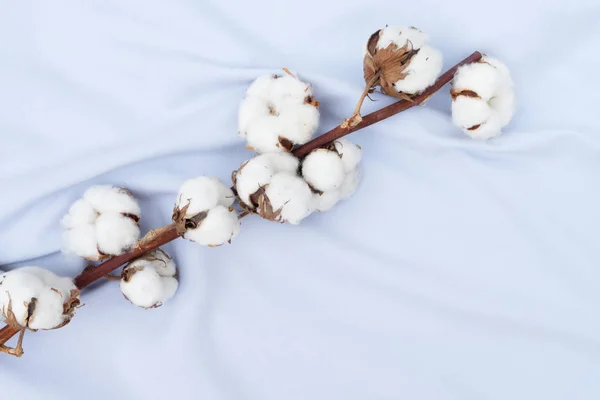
1;0;599;399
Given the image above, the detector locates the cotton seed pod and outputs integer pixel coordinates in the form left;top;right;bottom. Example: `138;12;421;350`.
364;26;443;99
0;267;80;331
232;153;300;209
120;249;178;309
451;56;515;140
173;176;240;247
238;71;320;154
61;185;141;261
232;153;314;224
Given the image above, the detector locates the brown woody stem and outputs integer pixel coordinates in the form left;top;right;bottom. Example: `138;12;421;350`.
293;51;482;158
1;51;482;352
345;71;380;127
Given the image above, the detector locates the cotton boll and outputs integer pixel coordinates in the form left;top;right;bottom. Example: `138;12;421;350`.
62;224;102;260
392;45;443;94
120;266;178;309
95;213;140;256
365;26;442;98
176;176;223;217
333;139;362;172
340;169;360;199
301;149;346;192
313;190;341;212
239;73;319;154
61;199;98;229
0;266;79;330
184;205;240;246
264;172;313;224
451;56;515;140
83;185;141;218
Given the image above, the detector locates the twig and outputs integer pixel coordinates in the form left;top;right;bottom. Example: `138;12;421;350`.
0;51;482;352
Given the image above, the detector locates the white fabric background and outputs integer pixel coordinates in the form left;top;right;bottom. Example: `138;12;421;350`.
1;0;599;398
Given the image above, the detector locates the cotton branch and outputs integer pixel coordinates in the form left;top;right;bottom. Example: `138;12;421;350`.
293;51;482;158
0;51;482;352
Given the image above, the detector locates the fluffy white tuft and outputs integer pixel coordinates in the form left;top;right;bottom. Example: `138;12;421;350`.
239;73;319;153
83;185;141;217
312;190;341;212
184;205;240;246
392;45;443;94
120;249;178;309
301;149;346;192
376;26;429;51
333;139;362;172
62;224;101;260
95;213;140;256
452;56;515;139
339;169;361;199
0;266;78;330
176;176;233;217
264;172;314;224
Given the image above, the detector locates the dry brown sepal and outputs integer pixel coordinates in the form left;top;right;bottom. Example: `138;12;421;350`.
172;201;208;236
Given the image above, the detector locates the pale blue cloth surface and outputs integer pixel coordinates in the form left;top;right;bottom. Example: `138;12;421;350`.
1;0;599;399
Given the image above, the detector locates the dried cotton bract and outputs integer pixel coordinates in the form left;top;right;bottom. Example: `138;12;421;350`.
0;267;80;331
120;249;178;309
61;186;141;261
173;177;240;246
451;56;515;139
233;153;314;224
364;26;443;99
302;139;362;212
238;71;320;154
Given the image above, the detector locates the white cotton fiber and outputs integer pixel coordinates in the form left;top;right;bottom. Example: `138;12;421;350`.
83;185;141;217
95;213;140;256
176;176;228;217
340;169;360;199
313;190;341;212
264;172;314;224
62;224;101;260
333;139;362;172
184;205;240;246
301;149;346;192
392;45;443;95
376;26;429;51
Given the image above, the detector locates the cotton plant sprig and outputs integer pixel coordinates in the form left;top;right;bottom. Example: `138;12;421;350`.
2;25;517;357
